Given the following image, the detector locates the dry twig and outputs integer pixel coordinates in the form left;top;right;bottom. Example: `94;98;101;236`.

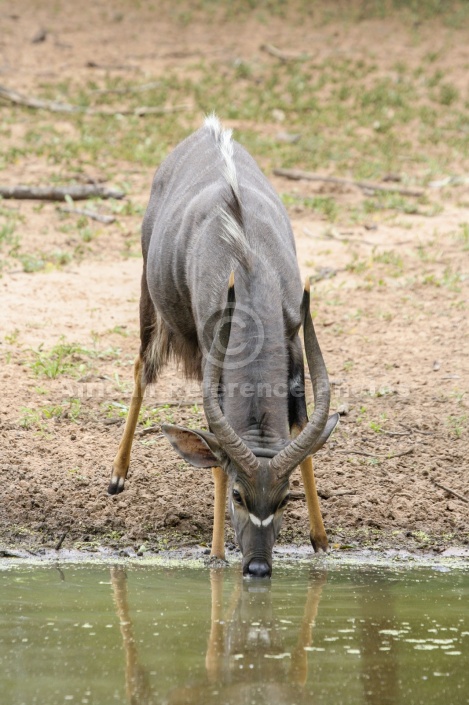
433;481;468;504
291;489;357;500
399;423;436;436
260;43;311;62
90;81;162;95
58;205;116;224
274;168;424;197
135;428;164;438
55;531;68;551
0;84;189;116
0;184;124;201
336;447;414;460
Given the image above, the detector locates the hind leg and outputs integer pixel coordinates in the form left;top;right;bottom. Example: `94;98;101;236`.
108;269;157;495
108;354;146;495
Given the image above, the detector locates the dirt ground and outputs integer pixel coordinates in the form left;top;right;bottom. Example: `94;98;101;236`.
0;1;468;557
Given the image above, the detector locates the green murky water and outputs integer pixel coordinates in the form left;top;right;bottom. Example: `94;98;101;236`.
0;563;468;705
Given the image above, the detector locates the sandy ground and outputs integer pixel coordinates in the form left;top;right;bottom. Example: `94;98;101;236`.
0;1;468;556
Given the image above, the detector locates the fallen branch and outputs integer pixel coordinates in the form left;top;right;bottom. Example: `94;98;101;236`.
260;43;311;62
336;447;414;460
55;531;68;551
58;205;115;224
0;184;124;201
382;430;411;437
90;81;162;95
291;488;357;500
386;447;414;460
146;400;202;407
0;84;82;113
135;427;163;438
433;481;468;504
274;168;425;197
0;84;189;116
318;489;357;499
399;423;436;436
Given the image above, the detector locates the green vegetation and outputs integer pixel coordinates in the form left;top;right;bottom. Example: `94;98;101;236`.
27;339;121;379
19;398;82;429
1;17;468;213
447;413;468;439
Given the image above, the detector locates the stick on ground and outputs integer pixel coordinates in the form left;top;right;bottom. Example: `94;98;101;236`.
58;206;116;224
0;84;189;116
336;447;414;459
260;43;311;62
274;168;425;197
0;184;124;201
433;481;468;504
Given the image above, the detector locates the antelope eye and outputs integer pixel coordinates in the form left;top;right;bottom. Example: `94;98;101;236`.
278;495;290;509
232;489;243;505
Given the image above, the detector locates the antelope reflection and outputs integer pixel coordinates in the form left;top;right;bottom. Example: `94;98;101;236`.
110;566;326;705
111;567;403;705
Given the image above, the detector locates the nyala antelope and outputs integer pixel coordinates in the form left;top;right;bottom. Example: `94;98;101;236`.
110;566;327;705
109;115;338;577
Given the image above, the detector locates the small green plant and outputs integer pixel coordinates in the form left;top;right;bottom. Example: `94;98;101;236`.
356;406;367;424
19;407;42;429
281;193;339;221
447;414;467;439
374;250;404;276
28;339;118;378
437;83;459;106
17;253;46;273
457;223;469;250
369;414;387;433
103;401;129;419
4;328;20;344
29;340;87;378
346;255;369;274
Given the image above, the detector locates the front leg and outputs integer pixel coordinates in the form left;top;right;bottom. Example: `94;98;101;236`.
299;456;328;553
290;424;328;553
288;341;328;552
210;466;228;559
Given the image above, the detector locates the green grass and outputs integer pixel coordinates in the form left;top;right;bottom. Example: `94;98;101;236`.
1;21;467;201
0;0;467;289
281;193;339;220
27;339;121;379
447;413;468;438
18;399;82;429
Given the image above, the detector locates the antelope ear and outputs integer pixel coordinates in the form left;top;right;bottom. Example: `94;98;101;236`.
161;424;227;468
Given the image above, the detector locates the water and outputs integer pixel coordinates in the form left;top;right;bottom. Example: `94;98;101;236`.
0;563;468;705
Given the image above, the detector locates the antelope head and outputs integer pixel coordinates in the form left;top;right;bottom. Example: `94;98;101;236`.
162;274;338;578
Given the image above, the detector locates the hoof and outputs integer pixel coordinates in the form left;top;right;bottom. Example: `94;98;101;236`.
108;474;125;495
206;555;229;568
310;531;329;554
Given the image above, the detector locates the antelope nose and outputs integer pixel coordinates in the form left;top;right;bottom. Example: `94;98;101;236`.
246;559;271;578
